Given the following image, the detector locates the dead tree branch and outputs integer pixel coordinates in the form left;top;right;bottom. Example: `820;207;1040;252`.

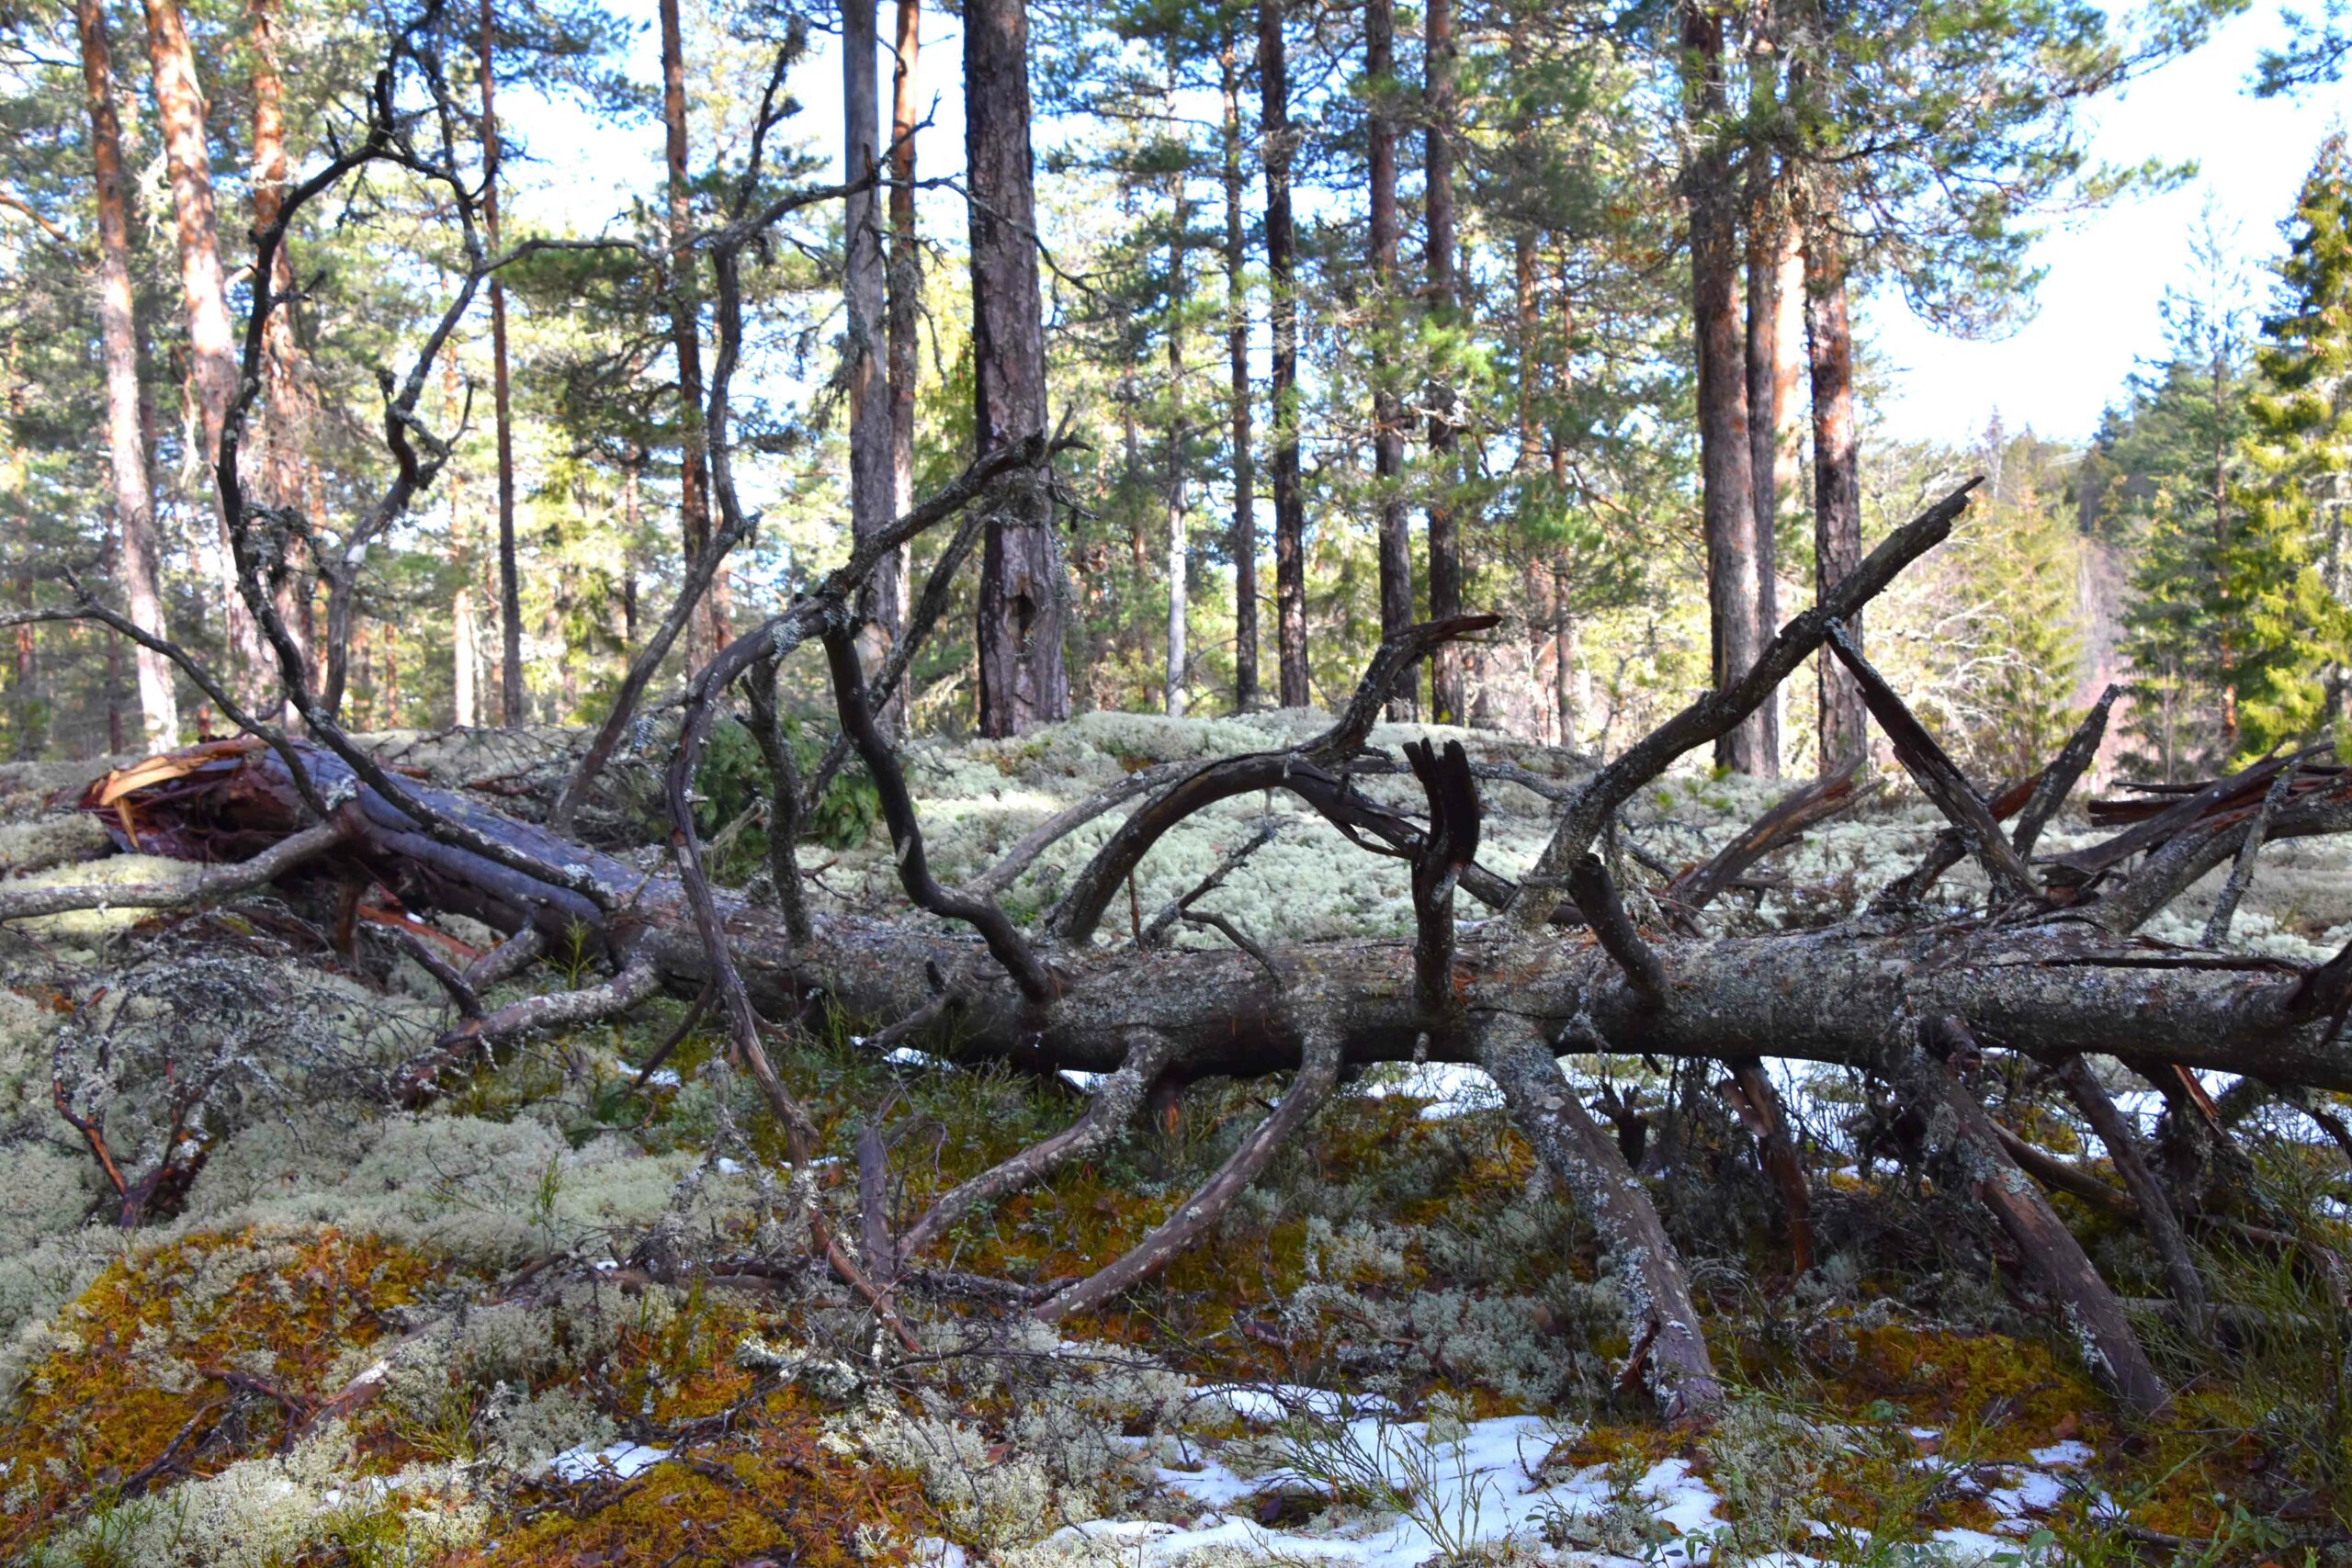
1034;1030;1342;1324
0;812;350;925
1509;479;1982;929
1481;1020;1722;1418
820;623;1057;1002
896;1030;1175;1269
1668;760;1876;916
1826;619;2034;902
1405;739;1481;1025
1900;1020;2169;1418
2202;757;2300;947
2056;1054;2213;1339
1140;824;1277;948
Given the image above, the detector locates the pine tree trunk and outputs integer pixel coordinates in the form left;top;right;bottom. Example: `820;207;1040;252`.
78;0;180;750
453;586;479;728
251;0;312;696
620;451;642;649
478;0;526;726
884;0;921;730
1804;213;1866;771
660;0;721;671
1259;0;1307;707
1165;152;1189;718
844;0;899;735
1422;0;1463;723
1368;0;1412;717
1553;250;1575;488
967;0;1069;736
445;355;476;728
1744;162;1800;781
1682;1;1764;776
1221;28;1258;712
141;0;264;702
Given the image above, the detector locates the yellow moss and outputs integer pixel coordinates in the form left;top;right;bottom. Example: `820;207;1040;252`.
0;1225;438;1559
1838;1321;2109;1444
1548;1420;1688;1474
440;1421;933;1568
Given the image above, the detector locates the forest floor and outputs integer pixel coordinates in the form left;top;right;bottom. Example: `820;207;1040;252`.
0;711;2346;1568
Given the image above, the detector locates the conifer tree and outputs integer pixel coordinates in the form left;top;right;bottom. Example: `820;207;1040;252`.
2232;132;2352;752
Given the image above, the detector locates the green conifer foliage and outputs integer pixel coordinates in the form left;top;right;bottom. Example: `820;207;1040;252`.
2231;132;2352;757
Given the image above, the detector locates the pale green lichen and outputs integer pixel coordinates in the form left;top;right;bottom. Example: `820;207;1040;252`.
187;1113;698;1270
1698;1395;1840;1562
0;815;111;878
850;1322;1193;1551
25;1421;484;1568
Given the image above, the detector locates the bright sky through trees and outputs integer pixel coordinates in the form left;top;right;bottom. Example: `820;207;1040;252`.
507;0;2348;453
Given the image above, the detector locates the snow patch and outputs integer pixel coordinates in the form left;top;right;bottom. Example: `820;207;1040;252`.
547;1440;670;1483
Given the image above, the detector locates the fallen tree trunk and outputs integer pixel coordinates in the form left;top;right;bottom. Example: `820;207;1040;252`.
74;739;2352;1094
47;483;2352;1424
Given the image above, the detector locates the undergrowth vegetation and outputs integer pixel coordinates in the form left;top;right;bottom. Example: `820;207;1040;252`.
0;718;2347;1566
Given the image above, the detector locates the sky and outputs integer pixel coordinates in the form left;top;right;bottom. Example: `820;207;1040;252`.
1865;4;2349;447
509;0;2351;455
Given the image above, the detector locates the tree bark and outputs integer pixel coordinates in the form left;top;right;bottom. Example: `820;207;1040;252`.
123;739;2352;1099
660;0;721;671
1422;0;1463;723
1553;569;1577;748
1368;0;1412;717
1682;1;1765;775
479;0;526;726
1804;213;1866;772
251;0;312;696
1744;166;1800;781
141;0;264;702
1221;27;1257;711
79;0;180;750
966;0;1069;736
845;0;897;719
1164;152;1190;718
1259;0;1307;708
1483;1022;1724;1418
884;0;921;730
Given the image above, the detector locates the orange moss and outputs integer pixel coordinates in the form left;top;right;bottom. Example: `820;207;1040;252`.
1837;1322;2109;1445
1548;1420;1689;1473
438;1421;934;1568
605;1286;771;1427
0;1226;439;1559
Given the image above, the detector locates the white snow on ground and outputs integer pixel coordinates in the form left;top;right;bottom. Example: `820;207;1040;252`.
1192;1383;1397;1425
1045;1385;2094;1567
523;1357;2087;1562
1050;1413;1722;1568
546;1441;671;1483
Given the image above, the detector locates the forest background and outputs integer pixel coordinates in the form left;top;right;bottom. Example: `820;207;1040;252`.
0;0;2348;785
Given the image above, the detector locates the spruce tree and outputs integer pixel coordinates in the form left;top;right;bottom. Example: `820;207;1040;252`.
2232;131;2352;754
2112;222;2256;779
